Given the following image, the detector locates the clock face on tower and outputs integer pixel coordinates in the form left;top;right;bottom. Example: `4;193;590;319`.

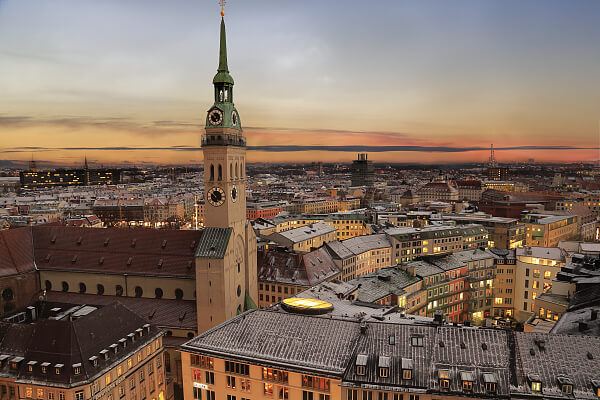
231;185;238;202
207;187;226;207
208;109;223;125
231;111;238;126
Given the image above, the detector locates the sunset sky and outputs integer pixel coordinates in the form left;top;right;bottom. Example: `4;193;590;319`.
1;0;599;166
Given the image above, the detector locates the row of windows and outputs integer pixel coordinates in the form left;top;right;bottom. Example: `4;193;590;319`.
44;280;186;299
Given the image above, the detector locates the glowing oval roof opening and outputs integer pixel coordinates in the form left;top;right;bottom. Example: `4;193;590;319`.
281;297;334;315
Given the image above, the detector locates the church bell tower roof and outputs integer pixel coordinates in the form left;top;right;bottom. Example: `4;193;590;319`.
213;17;234;85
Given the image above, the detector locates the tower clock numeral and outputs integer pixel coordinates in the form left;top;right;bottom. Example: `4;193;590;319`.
207;187;226;207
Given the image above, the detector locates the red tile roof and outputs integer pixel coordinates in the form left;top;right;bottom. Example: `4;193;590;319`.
0;228;36;277
33;226;203;278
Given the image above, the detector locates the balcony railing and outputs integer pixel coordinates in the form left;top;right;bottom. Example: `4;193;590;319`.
201;134;246;147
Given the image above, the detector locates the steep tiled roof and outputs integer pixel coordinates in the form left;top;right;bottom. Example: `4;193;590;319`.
258;247;341;286
0;303;161;386
195;227;232;259
514;332;600;398
0;228;35;277
33;226;202;277
344;323;435;389
182;309;362;376
430;327;511;396
45;291;197;331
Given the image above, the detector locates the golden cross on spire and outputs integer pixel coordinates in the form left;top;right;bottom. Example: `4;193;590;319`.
219;0;226;16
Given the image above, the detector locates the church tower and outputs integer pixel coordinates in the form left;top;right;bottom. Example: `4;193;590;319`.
196;8;258;333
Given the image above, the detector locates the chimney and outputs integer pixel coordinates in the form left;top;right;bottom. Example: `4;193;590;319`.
591;309;598;321
360;321;368;334
433;310;444;325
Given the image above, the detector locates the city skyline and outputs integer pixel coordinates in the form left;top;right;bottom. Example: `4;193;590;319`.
1;0;600;166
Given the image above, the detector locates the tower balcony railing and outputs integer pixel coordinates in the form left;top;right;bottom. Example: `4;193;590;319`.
201;134;246;147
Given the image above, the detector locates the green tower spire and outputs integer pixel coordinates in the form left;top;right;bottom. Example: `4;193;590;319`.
213;17;234;85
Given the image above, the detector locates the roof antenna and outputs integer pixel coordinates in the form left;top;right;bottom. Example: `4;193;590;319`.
219;0;226;16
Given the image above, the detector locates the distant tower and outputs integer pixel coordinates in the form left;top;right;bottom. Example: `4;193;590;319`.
351;153;374;187
83;156;90;185
488;144;497;167
29;154;37;172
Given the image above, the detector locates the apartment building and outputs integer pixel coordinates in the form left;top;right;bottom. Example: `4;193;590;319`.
324;234;392;281
0;302;165;400
267;222;337;253
256;247;340;308
440;214;525;249
181;307;600;400
386;225;489;264
454;180;483;201
513;247;567;322
524;213;579;247
489;249;517;319
417;182;459;202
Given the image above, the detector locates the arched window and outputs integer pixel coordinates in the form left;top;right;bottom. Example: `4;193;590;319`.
44;280;52;291
218;165;222;181
230;163;233;179
235;162;239;178
219;90;223;101
134;286;143;298
79;282;86;294
115;285;124;297
1;288;14;302
97;284;105;295
209;164;214;181
237;285;241;297
224;89;228;101
61;281;69;292
175;289;184;300
155;288;163;299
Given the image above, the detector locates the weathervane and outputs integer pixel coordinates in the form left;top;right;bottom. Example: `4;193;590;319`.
219;0;226;16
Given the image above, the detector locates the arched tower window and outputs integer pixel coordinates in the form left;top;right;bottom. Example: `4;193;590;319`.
235;162;239;179
224;89;228;101
209;164;214;181
218;165;222;181
219;90;223;101
230;163;233;179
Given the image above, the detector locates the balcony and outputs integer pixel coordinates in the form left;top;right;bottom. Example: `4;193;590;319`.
201;134;246;147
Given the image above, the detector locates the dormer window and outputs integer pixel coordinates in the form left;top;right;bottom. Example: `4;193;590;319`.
89;356;98;367
355;354;367;376
55;364;64;375
401;358;413;380
119;338;127;349
128;333;135;343
136;328;143;338
528;374;542;393
40;362;50;374
378;356;390;378
483;373;497;393
461;371;474;392
100;350;109;361
592;380;600;398
10;357;24;370
557;376;573;395
27;361;37;373
438;369;450;389
110;344;118;354
73;363;82;375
